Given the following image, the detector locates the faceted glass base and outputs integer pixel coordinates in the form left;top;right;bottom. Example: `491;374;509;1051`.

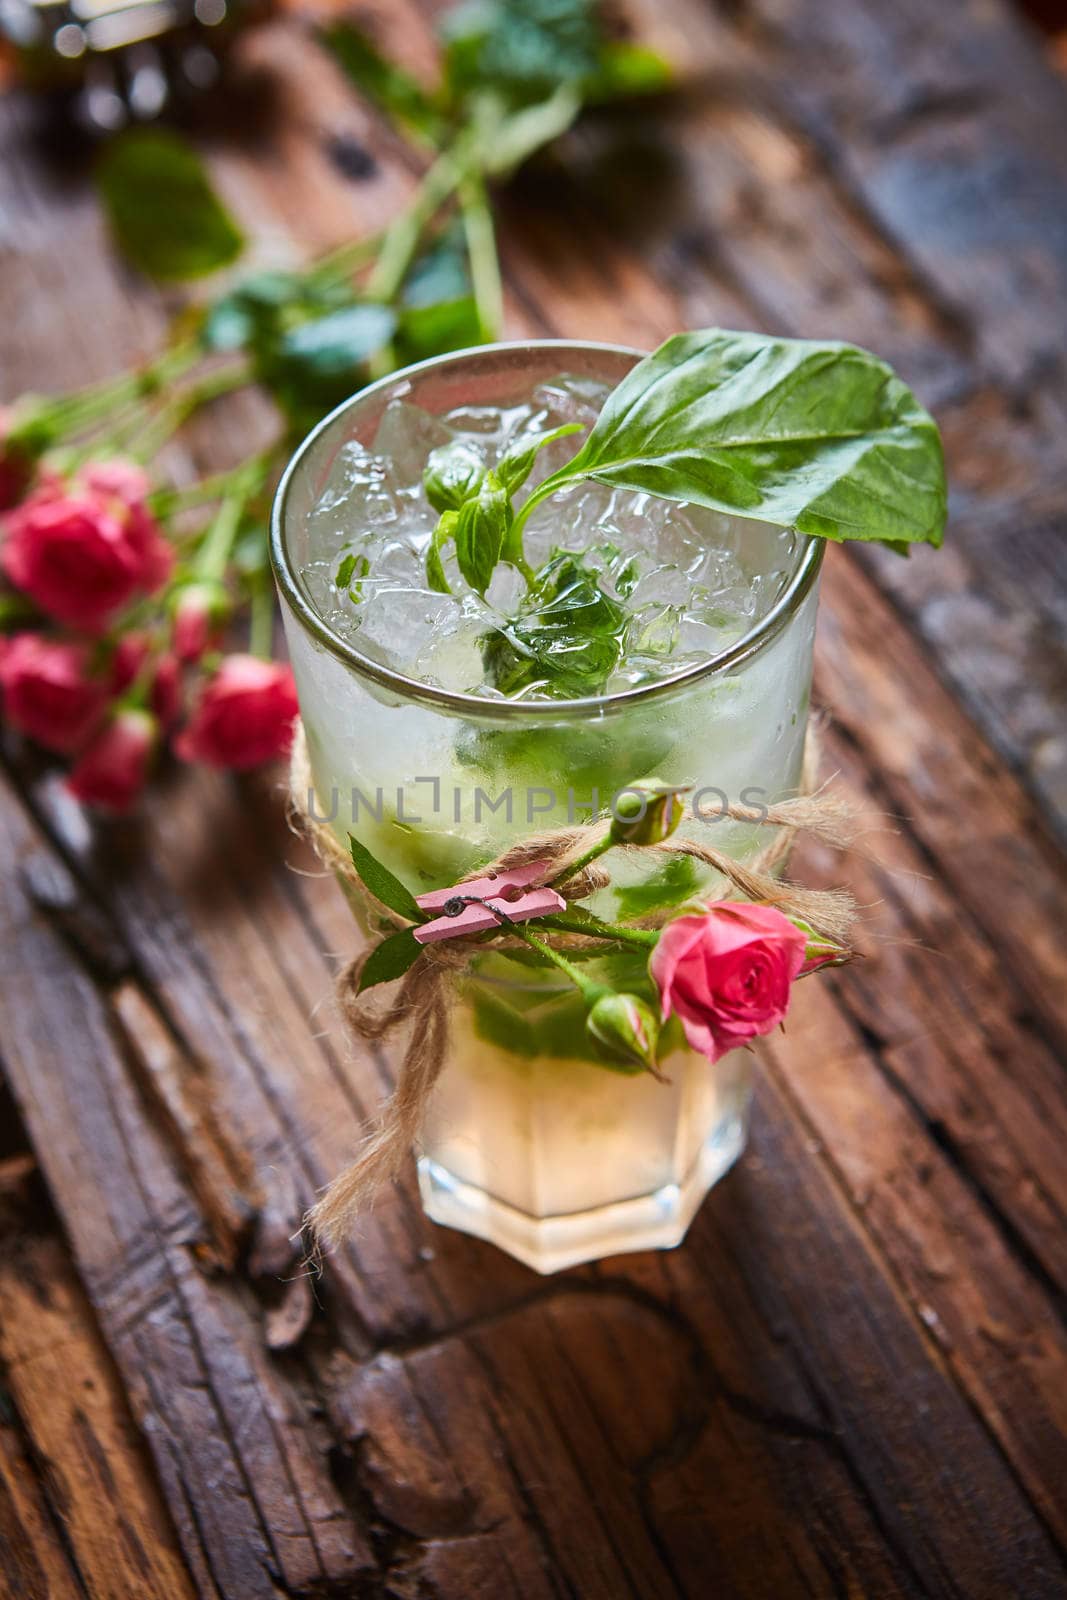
417;1096;748;1275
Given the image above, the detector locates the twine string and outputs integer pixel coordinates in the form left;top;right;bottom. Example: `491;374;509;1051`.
288;721;856;1247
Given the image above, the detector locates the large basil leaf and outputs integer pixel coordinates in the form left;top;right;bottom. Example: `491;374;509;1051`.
527;330;947;549
97;130;244;282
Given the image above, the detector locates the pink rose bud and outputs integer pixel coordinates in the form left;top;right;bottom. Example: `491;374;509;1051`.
586;991;662;1074
109;635;181;726
109;631;150;693
150;651;182;729
788;916;851;974
1;489;146;633
650;901;808;1063
79;459;151;508
171;580;231;663
67;708;157;815
0;407;33;512
174;653;298;771
610;778;687;846
0;632;108;754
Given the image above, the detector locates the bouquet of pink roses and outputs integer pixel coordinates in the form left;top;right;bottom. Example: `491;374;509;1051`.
0;405;296;813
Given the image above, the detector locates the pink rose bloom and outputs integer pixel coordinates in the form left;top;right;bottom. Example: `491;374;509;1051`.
0;632;109;753
68;707;157;814
79;459;174;594
650;901;808;1062
2;489;146;632
2;458;174;631
175;654;298;770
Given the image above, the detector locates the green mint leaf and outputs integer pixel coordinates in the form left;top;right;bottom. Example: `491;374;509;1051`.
97;129;244;282
496;421;585;496
398;296;482;364
454;472;511;594
276;304;396;388
614;856;700;919
357;927;423;992
530;329;947;551
269;303;397;432
442;0;600;108
425;510;458;593
336;552;370;599
319;21;443;143
402;222;471;306
202;270;306;352
423;440;487;512
348;833;426;922
481;551;629;697
582;42;673;103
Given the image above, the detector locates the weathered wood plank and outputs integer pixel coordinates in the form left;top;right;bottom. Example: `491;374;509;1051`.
0;770;375;1598
815;553;1067;1056
794;728;1067;1292
0;1159;87;1600
656;1075;1067;1598
0;1411;84;1600
313;1077;1067;1600
632;0;1067;840
0;1156;198;1600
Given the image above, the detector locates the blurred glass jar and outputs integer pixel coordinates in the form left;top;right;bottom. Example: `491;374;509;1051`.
0;0;273;129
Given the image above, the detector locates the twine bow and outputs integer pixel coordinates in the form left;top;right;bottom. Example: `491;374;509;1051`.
288;721;857;1247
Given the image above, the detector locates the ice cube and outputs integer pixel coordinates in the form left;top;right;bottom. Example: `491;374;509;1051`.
373;401;454;491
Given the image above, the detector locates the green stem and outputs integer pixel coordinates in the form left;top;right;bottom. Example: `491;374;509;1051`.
248;570;275;659
44;338;201;434
367;144;467;304
459;172;503;341
548;830;614;887
308;231;385;286
539;913;658;951
0;593;38;629
195;477;252;583
127;360;252;464
509;926;602;1003
510;471;578;544
149;452;275;517
192;452;269;582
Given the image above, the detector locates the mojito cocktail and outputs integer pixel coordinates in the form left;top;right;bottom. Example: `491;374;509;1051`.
273;342;824;1270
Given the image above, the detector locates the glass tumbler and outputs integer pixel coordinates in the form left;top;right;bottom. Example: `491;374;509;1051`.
271;342;823;1273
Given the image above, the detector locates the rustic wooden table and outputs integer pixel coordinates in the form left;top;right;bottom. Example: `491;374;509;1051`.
3;2;1067;1596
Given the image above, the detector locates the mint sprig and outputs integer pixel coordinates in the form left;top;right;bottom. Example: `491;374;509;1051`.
422;424;582;595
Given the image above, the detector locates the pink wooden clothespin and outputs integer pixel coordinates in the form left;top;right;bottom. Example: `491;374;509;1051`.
413;860;566;945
